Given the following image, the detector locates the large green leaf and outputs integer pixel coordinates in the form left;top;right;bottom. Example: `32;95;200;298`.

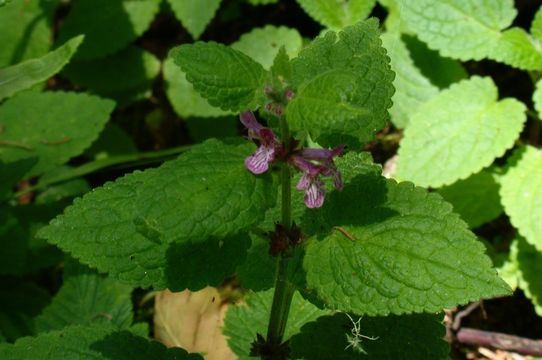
296;0;376;30
500;146;542;251
396;76;526;188
62;46;160;105
223;289;331;359
381;33;438;129
287;19;394;144
437;170;503;229
0;36;83;101
302;153;510;316
0;325;202;360
0;91;115;178
290;313;448;359
0;0;54;66
39;139;276;289
488;28;542;70
57;0;160;60
35;262;133;333
166;0;222;39
170;42;267;112
397;0;516;61
231;25;303;70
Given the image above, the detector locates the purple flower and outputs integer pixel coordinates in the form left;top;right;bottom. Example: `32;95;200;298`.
240;112;279;174
290;144;345;208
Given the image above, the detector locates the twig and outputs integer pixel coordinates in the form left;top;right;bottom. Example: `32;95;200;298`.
456;327;542;357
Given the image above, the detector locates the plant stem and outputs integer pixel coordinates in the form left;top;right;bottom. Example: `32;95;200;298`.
265;115;296;356
12;144;191;198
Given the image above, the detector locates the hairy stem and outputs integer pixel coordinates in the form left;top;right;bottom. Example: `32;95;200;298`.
265;115;295;356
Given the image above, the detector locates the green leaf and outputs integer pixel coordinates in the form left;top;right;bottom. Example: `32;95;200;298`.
534;79;542;118
57;0;160;60
236;233;276;291
171;42;267;112
246;0;278;5
489;28;542;70
0;325;202;360
35;178;91;204
500;146;542;251
396;76;526;188
223;289;331;359
296;0;376;30
0;278;50;342
532;6;542;42
167;0;222;39
231;26;303;70
397;0;516;61
302;153;510;316
508;237;542;316
163;58;230;118
290;313;448;359
35;261;133;333
0;35;83;101
0;0;54;66
0;158;37;201
62;46;161;105
0;91;115;178
381;33;438;129
39;139;276;289
85;123;137;161
287;19;394;144
437;170;503;229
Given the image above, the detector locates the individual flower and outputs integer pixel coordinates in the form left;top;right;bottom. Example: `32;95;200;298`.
290;144;345;208
240;112;280;174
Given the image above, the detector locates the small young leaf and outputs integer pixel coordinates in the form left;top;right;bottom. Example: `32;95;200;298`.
381;33;438;128
231;25;303;70
62;47;161;105
163;58;230;118
0;91;115;178
167;0;222;39
0;36;84;101
0;0;53;66
500;146;542;251
437;170;503;229
509;237;542;316
39;140;276;289
171;42;267;112
35;262;133;333
534;78;542;117
290;313;448;359
223;289;331;359
303;154;510;316
532;6;542;42
296;0;376;30
397;0;516;61
288;19;394;144
0;325;202;360
396;76;526;188
57;0;160;60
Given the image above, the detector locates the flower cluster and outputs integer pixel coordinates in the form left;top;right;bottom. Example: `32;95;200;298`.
240;111;344;208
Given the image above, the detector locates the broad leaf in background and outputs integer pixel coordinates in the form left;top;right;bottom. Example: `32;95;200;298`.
231;25;303;70
0;325;202;360
437;170;503;229
397;0;516;61
501;146;542;251
302;153;510;316
0;158;37;201
396;76;526;188
167;0;222;39
57;0;160;60
35;261;133;332
0;91;115;178
296;0;376;30
62;47;160;105
39;140;276;289
0;0;54;66
489;27;542;71
0;36;83;101
246;0;278;4
171;43;266;112
85;123;137;160
0;278;50;342
532;6;542;42
534;78;542;117
163;58;230;118
381;33;438;129
290;313;448;359
287;19;394;144
223;289;330;359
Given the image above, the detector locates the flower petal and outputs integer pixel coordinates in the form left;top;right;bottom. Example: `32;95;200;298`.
240;112;264;133
245;144;275;174
296;173;311;190
304;178;325;208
